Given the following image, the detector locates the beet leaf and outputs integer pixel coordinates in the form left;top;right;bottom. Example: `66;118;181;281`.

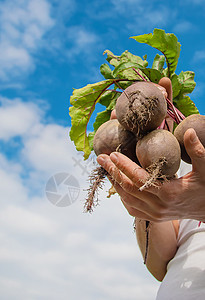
131;28;181;77
69;28;198;159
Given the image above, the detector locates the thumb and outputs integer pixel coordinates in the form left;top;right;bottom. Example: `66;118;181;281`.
184;128;205;173
158;77;173;101
110;109;117;120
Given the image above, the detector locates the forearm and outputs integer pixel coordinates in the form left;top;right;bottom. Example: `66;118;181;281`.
135;219;178;281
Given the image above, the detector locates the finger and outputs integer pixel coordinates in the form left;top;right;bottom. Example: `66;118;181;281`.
110;109;117;120
99;154;159;201
158;77;173;102
110;151;174;198
97;154;139;194
158;77;174;132
109;152;153;189
121;198;157;221
108;176;160;221
113;179;160;214
184;128;205;174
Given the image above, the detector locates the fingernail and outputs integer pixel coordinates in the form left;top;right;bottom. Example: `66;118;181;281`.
110;152;118;164
189;129;198;143
97;155;105;166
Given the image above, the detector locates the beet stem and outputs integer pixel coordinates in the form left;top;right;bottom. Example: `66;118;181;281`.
164;118;171;131
166;97;185;124
132;68;148;82
158;119;165;129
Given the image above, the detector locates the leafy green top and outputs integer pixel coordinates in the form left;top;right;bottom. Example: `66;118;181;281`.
131;28;181;77
69;28;198;159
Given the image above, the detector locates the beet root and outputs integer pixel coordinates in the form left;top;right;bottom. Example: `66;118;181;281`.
115;81;167;136
85;166;108;212
93;119;138;162
174;114;205;164
136;129;181;191
86;119;138;212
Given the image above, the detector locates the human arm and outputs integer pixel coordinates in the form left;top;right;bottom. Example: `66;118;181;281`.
97;151;180;280
96;129;205;279
135;219;179;281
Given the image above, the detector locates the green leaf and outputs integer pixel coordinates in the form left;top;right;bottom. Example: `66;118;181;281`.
104;49;148;69
152;54;165;72
100;63;114;79
113;61;143;79
141;68;163;83
113;61;162;83
88;132;95;150
167;69;196;104
103;50;149;85
93;91;119;133
178;71;196;94
87;110;112;152
103;50;120;67
93;110;111;131
99;90;121;107
171;74;181;99
174;95;199;117
114;80;135;91
162;67;169;77
69;79;114;159
88;93;119;151
131;28;181;77
99;90;120;109
120;50;148;67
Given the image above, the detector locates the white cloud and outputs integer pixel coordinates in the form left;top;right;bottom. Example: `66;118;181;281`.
181;0;205;4
0;205;57;236
0;96;42;140
0;97;160;299
173;21;196;33
111;1;173;32
66;26;100;59
0;167;29;210
142;7;169;28
0;0;102;81
0;0;54;81
0;43;33;80
22;123;78;173
193;50;205;62
111;0;142;12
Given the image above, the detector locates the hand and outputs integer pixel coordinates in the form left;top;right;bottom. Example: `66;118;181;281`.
97;128;205;222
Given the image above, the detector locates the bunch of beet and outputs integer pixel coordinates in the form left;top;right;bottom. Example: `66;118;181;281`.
85;79;205;213
85;78;205;265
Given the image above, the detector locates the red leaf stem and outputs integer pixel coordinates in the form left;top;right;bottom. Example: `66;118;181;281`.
166;97;185;124
132;68;148;82
158;119;165;129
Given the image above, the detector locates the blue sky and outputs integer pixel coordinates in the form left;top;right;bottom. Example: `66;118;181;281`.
1;0;205;299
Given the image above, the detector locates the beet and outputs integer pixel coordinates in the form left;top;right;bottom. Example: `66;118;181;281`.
115;81;167;136
174;114;205;164
93;119;138;162
136;129;181;190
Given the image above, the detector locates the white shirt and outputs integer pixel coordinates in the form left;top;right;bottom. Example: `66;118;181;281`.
156;161;205;300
